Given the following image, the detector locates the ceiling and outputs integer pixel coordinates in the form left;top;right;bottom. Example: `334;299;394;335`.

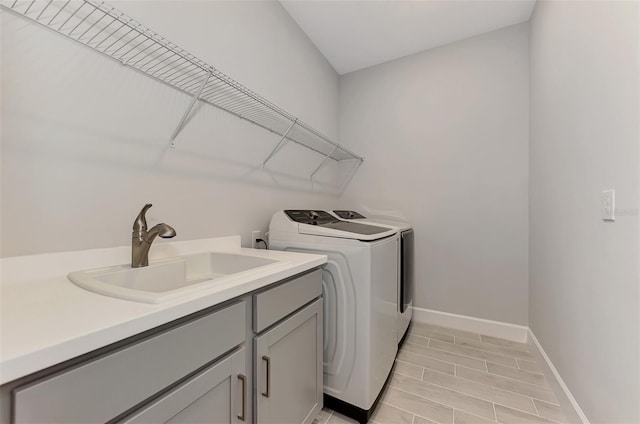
280;0;536;75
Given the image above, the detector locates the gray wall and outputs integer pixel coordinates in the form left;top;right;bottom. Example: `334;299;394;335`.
529;1;640;422
1;1;343;257
339;23;530;325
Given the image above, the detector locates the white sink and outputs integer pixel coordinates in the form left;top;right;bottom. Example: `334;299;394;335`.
68;252;282;304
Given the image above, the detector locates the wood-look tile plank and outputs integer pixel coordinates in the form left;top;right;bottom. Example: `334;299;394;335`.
455;366;558;403
492;388;538;415
410;326;456;343
422;368;537;415
423;368;494;401
412;322;481;341
391;374;495;420
414;416;440;424
480;335;531;352
495;404;555;424
454;410;497;424
370;402;414;424
404;342;487;371
533;399;566;423
407;333;430;346
398;350;456;375
327;411;359;424
455;336;534;360
516;358;543;374
487;363;548;386
429;339;518;368
384;386;454;424
395;359;425;379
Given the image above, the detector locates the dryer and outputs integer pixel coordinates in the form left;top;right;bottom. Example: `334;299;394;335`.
332;211;414;344
269;210;398;423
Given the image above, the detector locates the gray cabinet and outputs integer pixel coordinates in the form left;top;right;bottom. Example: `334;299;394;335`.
121;348;247;424
254;300;323;424
4;269;323;424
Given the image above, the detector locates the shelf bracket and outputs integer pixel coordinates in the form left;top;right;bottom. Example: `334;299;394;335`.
339;158;364;194
169;72;211;148
310;144;340;180
262;119;297;168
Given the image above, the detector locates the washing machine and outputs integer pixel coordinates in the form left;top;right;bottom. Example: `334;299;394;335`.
269;210;398;423
332;211;414;344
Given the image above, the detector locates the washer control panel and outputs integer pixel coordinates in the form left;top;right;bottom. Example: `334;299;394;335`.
333;210;366;220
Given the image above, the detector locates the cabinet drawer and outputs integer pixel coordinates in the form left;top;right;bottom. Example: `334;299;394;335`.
13;301;246;423
253;269;321;333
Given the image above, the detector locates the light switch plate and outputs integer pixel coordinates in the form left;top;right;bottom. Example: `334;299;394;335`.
602;190;615;221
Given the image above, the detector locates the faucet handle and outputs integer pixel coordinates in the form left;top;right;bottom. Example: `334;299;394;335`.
133;203;153;234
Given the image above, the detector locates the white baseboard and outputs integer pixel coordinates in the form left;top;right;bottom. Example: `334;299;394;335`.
528;329;590;424
411;306;528;343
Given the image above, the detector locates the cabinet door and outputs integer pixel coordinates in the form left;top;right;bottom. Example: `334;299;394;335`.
254;300;323;424
121;348;247;424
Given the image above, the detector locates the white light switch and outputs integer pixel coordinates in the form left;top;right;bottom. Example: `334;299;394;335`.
602;189;615;221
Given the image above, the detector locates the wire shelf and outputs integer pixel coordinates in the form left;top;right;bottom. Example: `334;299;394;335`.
2;0;364;177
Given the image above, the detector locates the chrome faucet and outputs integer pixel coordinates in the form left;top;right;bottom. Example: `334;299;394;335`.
131;203;176;268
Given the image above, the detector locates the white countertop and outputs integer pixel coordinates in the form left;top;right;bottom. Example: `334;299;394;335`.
0;236;326;385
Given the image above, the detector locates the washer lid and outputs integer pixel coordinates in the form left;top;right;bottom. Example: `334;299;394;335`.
330;210;411;232
283;210;395;241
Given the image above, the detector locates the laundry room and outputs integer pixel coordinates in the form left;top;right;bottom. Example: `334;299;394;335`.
0;1;638;424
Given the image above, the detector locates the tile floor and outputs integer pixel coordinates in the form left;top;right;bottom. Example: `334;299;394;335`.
315;322;567;424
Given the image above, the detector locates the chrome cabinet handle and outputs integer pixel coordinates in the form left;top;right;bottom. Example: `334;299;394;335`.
237;374;246;421
261;355;271;398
